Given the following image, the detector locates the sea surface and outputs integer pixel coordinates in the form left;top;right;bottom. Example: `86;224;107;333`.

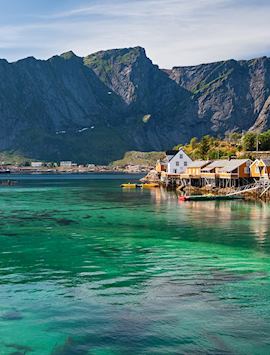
0;173;270;354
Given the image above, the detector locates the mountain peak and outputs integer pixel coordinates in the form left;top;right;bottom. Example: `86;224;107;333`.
60;51;78;60
84;46;147;65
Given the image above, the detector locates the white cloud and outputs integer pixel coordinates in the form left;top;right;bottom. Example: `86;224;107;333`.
1;0;270;67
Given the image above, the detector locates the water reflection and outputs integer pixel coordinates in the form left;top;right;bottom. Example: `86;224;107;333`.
148;187;270;251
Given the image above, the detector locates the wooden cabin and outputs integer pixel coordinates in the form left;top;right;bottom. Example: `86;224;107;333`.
218;159;252;187
201;160;229;185
181;160;211;178
180;160;210;187
250;159;270;180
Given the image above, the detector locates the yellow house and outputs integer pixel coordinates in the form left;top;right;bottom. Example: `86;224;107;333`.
250;159;270;179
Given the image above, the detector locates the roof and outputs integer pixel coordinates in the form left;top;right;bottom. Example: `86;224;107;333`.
166;147;192;162
250;159;260;167
202;160;229;171
219;159;250;173
261;159;270;167
187;160;211;168
250;158;270;167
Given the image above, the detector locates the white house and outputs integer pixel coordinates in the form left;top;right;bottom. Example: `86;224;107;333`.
60;161;73;168
31;162;43;168
167;148;192;174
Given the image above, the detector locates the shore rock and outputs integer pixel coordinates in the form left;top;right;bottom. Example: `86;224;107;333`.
140;169;160;183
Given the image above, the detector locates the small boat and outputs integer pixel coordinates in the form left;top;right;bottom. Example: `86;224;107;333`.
121;183;141;188
141;183;159;188
179;194;244;202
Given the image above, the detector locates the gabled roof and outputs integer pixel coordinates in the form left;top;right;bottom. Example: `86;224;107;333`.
219;159;250;173
202;160;229;171
261;159;270;167
250;158;270;168
166;147;192;162
187;160;211;168
250;159;260;167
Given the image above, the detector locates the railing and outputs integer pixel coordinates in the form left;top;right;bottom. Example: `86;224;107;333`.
226;180;270;196
219;173;238;179
201;173;216;178
180;174;201;179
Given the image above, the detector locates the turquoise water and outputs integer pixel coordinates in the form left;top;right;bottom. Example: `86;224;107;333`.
0;174;270;354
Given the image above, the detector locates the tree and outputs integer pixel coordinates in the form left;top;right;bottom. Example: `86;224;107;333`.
190;137;198;149
242;132;257;151
228;132;242;144
198;135;211;159
259;130;270;150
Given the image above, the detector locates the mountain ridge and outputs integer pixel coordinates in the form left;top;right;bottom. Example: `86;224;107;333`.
0;47;269;163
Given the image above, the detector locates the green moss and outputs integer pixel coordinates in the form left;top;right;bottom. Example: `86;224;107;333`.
191;69;233;95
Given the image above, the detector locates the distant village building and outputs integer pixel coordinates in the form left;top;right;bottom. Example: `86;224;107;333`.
166;148;192;174
31;162;43;168
87;164;95;169
60;161;73;168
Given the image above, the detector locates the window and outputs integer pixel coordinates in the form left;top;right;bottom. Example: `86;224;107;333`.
244;167;250;174
184;161;187;166
256;167;260;174
174;169;177;174
179;154;183;159
176;161;179;166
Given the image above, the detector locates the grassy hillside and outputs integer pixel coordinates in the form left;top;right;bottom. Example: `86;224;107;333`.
111;151;165;167
0;151;33;166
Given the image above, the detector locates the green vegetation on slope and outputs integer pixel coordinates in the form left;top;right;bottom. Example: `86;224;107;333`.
191;70;233;95
0;151;33;166
111;151;165;167
175;133;242;160
176;130;270;160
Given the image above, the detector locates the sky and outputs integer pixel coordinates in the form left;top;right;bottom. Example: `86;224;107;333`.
0;0;270;68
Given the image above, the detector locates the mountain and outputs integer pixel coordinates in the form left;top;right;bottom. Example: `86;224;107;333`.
167;56;270;134
0;47;269;163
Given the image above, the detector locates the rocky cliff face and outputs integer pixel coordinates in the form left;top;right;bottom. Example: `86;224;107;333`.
0;47;269;163
168;56;270;135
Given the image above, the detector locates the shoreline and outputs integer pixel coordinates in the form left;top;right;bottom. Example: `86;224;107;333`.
1;166;150;175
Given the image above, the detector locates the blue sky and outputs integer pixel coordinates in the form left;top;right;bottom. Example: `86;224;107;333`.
0;0;270;67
